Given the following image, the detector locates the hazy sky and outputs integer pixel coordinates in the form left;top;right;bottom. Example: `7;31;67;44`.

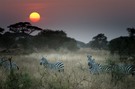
0;0;135;43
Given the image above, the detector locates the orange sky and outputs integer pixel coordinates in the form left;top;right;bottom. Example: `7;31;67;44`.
0;0;135;43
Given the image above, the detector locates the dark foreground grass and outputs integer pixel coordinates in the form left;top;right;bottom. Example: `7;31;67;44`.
0;49;135;89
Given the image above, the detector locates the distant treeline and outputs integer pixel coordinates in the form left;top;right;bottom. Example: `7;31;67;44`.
0;22;78;54
0;22;135;59
86;28;135;56
81;28;135;63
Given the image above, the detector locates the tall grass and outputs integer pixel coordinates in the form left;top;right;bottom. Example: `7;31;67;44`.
0;48;135;89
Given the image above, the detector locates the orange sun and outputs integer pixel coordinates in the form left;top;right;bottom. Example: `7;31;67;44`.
29;12;40;22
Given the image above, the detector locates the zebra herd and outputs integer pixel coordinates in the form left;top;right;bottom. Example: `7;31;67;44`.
87;55;135;76
0;55;135;78
0;56;64;72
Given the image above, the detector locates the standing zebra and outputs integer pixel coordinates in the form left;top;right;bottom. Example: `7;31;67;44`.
40;57;64;72
0;57;19;70
87;55;135;76
87;55;112;74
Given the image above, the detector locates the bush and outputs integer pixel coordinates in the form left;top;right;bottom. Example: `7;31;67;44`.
4;71;32;89
106;58;127;84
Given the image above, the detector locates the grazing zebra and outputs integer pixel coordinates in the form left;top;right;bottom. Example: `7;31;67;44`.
40;57;64;72
0;57;19;70
87;55;135;76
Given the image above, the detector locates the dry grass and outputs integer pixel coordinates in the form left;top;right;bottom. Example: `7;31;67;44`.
0;48;135;89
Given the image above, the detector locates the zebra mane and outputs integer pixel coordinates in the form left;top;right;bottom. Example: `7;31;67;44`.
87;55;99;68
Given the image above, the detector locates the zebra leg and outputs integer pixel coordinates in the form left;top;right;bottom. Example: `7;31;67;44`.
16;65;19;70
58;69;64;72
132;66;135;77
131;71;135;77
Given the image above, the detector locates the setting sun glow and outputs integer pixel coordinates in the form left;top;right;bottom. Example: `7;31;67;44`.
29;12;40;22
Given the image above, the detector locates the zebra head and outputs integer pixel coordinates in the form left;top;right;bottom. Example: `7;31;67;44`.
87;55;95;63
87;55;96;69
40;57;49;66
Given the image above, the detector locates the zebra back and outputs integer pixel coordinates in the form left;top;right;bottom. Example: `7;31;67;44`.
54;61;64;72
40;57;64;72
111;64;135;75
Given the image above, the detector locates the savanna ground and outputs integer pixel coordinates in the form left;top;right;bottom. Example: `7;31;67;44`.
0;48;135;89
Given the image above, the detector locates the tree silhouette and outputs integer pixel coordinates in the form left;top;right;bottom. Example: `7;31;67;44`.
0;22;78;53
7;22;42;35
27;25;42;34
88;33;108;49
109;28;135;56
0;27;4;33
0;27;5;47
109;36;135;62
37;29;67;37
127;28;135;37
7;22;31;33
0;32;15;49
33;29;78;51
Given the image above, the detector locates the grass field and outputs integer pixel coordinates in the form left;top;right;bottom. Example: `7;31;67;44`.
0;48;135;89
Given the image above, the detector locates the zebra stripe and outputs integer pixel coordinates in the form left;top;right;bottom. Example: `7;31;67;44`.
87;55;135;75
87;55;111;74
40;57;64;72
111;64;135;75
0;57;19;70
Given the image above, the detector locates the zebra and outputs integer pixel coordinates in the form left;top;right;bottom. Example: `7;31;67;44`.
111;64;135;75
87;55;112;74
0;57;19;70
40;57;64;72
87;55;135;76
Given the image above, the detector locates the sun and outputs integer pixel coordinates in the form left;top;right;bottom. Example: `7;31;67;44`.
29;12;40;22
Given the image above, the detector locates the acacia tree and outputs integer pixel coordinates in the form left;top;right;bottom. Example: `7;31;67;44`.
88;33;108;49
6;22;43;51
7;22;42;35
8;22;31;33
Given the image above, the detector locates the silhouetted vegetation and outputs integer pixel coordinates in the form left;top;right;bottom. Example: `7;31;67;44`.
109;36;135;55
76;41;86;48
84;28;135;63
7;22;42;35
0;22;78;54
127;27;135;37
108;28;135;63
87;33;108;50
0;27;4;34
32;29;78;51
